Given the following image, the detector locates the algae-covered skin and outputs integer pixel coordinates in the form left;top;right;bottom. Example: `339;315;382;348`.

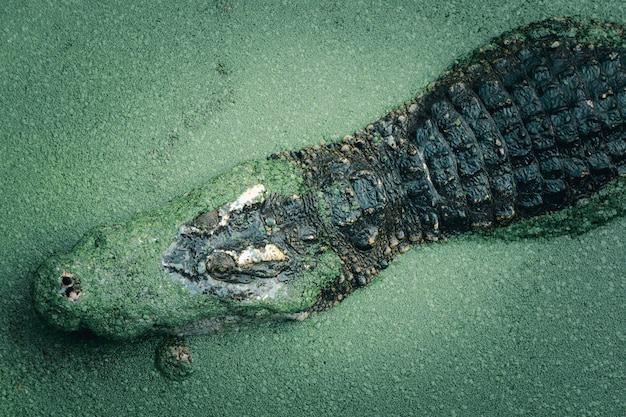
34;18;626;343
33;159;341;340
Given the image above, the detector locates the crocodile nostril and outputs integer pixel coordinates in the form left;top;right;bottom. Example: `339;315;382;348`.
58;271;81;301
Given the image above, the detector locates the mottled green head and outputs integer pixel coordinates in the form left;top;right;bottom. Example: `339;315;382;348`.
33;160;341;340
163;185;332;304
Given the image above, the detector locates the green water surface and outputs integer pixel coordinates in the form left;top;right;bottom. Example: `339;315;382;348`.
1;1;624;415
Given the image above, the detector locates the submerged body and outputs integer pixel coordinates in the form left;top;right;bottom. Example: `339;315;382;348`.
35;18;626;340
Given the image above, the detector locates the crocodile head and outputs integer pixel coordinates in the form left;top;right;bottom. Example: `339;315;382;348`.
33;163;341;340
163;184;330;304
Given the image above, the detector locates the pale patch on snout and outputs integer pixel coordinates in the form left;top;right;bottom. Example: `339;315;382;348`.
219;184;267;226
228;184;266;211
225;243;286;267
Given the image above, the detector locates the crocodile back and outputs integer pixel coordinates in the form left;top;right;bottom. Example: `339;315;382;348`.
406;20;626;229
273;18;626;308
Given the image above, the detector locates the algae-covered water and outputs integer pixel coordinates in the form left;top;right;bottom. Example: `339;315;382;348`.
1;1;625;416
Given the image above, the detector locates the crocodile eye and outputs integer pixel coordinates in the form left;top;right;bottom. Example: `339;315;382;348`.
206;252;236;280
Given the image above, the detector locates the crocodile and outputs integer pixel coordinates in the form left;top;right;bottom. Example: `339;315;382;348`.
34;18;626;358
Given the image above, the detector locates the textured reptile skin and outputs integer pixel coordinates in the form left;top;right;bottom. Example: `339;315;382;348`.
268;17;626;309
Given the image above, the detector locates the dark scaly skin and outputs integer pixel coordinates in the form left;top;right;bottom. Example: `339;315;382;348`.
262;17;626;310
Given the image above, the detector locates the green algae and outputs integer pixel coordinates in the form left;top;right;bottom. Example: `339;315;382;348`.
4;2;624;414
32;159;341;340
